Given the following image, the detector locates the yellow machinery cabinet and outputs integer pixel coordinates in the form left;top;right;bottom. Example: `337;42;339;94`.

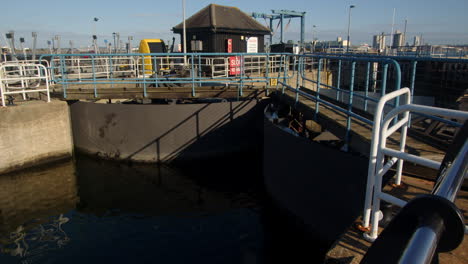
138;39;167;75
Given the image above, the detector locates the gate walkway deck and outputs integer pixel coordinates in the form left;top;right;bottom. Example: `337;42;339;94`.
273;89;446;163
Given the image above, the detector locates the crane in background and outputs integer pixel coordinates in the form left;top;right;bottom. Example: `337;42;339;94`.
252;10;306;48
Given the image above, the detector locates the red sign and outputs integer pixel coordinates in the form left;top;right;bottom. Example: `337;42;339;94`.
229;56;242;75
226;39;232;53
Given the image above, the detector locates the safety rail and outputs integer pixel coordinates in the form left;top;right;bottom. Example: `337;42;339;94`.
39;53;292;98
1;59;52;84
399;140;467;263
51;56;138;81
360;88;468;242
276;54;404;148
312;53;468;107
361;138;467;263
0;63;50;106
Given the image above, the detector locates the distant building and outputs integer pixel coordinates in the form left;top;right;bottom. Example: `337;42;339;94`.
413;36;421;47
315;37;348;49
392;30;405;48
172;4;271;53
372;34;386;50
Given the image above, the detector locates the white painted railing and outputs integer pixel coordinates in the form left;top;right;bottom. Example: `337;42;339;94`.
361;88;468;241
0;63;50;106
52;57;137;81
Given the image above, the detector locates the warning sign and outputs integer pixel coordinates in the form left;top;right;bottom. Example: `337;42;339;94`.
246;37;258;53
229;56;243;75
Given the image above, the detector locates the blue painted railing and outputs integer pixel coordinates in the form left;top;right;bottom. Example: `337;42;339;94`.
277;54;404;146
275;53;465;147
38;52;465;147
39;52;292;99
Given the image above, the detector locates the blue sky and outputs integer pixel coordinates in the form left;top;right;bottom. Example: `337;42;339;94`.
0;0;467;48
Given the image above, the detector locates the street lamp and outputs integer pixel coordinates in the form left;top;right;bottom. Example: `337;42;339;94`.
346;5;355;53
93;18;99;54
112;32;116;53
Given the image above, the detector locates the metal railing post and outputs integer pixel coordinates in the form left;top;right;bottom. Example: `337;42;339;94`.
365;62;370;111
198;55;202;87
336;60;342;101
295;56;301;102
240;54;244;97
91;55;97;98
314;58;323;119
59;56;68;98
153;55;159;88
191;54;196;97
266;53;270;90
141;55;147;97
381;63;388;96
408;60;418;127
344;61;356;148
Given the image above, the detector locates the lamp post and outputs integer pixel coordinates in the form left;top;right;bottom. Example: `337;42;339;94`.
93;18;99;54
346;5;355;53
112;32;116;53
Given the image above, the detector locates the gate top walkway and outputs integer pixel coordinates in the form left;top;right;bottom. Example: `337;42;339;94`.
276;88;447;162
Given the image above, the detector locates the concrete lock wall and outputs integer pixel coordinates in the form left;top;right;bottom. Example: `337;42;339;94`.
70;97;265;163
0;101;74;174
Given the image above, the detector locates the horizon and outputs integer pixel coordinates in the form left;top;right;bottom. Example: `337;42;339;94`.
1;0;467;49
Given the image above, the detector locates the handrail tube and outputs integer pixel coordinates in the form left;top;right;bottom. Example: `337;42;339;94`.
378;192;407;208
399;214;444;264
377;157;398;178
310;52;468;63
363;98;468;240
382;148;441;170
362;88;411;228
0;63;50;106
281;82;374;125
382;104;468;127
301;77;382;104
42;53;294;98
432;141;468;201
410;112;463;127
386;115;410;137
301;54;402;99
399;141;468;264
379;102;468;186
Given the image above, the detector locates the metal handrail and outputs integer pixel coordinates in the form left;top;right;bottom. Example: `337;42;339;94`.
276;54;404;148
362;89;468;241
39;52;292;99
398;141;467;264
0;63;50;106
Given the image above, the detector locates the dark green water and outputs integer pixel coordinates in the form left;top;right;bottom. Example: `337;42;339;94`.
0;153;266;264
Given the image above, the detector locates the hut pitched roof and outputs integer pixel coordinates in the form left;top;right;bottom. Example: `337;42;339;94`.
172;4;271;34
